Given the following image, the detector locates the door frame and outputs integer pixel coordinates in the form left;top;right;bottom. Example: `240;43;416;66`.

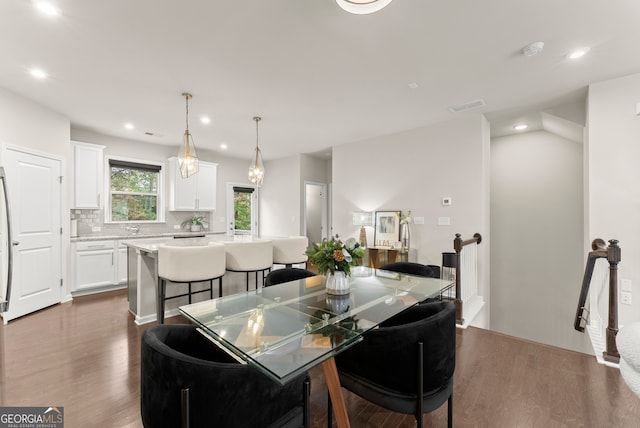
226;182;259;237
0;143;67;322
303;181;328;243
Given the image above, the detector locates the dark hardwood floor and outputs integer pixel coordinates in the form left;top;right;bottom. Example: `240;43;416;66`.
1;289;639;427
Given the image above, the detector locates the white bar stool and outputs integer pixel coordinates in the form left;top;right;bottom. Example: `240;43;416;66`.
224;240;273;291
272;236;309;268
157;242;226;324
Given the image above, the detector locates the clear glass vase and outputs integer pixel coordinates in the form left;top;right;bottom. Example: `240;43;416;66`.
325;271;350;295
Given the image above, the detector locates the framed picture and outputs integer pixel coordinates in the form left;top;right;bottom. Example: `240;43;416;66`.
374;211;401;246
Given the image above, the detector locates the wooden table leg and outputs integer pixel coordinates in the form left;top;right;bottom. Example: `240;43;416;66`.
322;357;351;428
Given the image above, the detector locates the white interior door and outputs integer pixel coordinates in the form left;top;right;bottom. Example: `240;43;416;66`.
1;147;62;322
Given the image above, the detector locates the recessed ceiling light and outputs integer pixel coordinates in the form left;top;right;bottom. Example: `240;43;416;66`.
335;0;393;14
200;116;211;124
568;47;590;60
29;68;48;79
33;1;60;16
220;143;228;150
513;124;528;131
124;123;134;130
407;82;419;89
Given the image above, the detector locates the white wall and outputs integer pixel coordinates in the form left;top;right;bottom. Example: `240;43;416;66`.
491;130;590;353
587;73;640;326
260;155;301;236
332;115;490;327
0;88;70;158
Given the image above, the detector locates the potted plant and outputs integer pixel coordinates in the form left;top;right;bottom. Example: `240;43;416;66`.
306;235;364;295
180;215;208;232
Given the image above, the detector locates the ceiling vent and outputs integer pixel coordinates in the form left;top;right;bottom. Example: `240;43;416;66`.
144;131;164;137
448;99;487;113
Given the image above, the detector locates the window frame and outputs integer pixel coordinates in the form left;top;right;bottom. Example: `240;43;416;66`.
104;156;165;224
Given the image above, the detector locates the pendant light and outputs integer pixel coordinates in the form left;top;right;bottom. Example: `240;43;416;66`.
248;116;265;187
335;0;393;14
178;92;199;178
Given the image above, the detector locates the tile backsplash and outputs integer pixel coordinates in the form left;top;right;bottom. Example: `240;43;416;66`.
70;209;212;237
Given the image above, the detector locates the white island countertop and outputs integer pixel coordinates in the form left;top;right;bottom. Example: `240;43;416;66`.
121;234;277;254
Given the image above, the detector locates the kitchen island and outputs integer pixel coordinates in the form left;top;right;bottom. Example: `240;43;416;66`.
123;235;280;325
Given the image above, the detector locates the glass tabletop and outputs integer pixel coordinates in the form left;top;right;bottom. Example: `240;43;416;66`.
179;266;453;384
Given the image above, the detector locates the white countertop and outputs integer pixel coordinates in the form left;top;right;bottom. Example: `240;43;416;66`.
70;231;223;243
121;234;277;253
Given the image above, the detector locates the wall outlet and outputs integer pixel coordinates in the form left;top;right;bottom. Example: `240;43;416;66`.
173;224;181;230
621;291;632;305
413;216;425;225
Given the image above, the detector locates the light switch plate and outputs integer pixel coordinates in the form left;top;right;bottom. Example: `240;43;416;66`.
413;216;425;225
442;197;452;206
621;279;632;292
91;226;101;232
621;291;632;305
438;216;451;226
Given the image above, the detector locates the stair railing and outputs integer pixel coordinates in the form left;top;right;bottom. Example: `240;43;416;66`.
453;233;482;325
574;238;621;363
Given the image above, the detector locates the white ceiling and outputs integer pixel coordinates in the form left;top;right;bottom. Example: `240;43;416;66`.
2;0;639;160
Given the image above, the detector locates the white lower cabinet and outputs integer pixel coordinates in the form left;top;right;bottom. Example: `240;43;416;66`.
117;243;128;284
72;240;127;294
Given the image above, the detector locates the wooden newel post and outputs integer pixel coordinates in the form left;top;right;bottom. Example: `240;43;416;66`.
603;239;621;363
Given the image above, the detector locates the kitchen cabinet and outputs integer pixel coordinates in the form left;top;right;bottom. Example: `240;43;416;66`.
117;242;129;284
72;141;105;209
167;157;217;211
72;240;116;292
72;238;156;294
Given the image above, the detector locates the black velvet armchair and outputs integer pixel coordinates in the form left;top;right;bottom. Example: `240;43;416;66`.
379;261;440;278
264;267;317;287
334;301;456;428
141;324;310;428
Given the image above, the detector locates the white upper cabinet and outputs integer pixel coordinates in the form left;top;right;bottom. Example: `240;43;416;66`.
167;157;217;211
72;141;105;209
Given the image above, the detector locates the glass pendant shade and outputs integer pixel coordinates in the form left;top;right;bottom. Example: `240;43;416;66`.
336;0;393;14
248;146;264;187
178;92;199;178
178;130;199;178
248;116;264;187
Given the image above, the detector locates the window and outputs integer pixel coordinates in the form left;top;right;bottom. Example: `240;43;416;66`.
108;158;163;222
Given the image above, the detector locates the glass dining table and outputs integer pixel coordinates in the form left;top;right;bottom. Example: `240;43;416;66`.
179;266;454;428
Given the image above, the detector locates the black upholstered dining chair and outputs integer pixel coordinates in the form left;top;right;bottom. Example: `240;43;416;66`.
264;267;317;287
379;261;440;278
334;301;456;428
141;324;310;428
